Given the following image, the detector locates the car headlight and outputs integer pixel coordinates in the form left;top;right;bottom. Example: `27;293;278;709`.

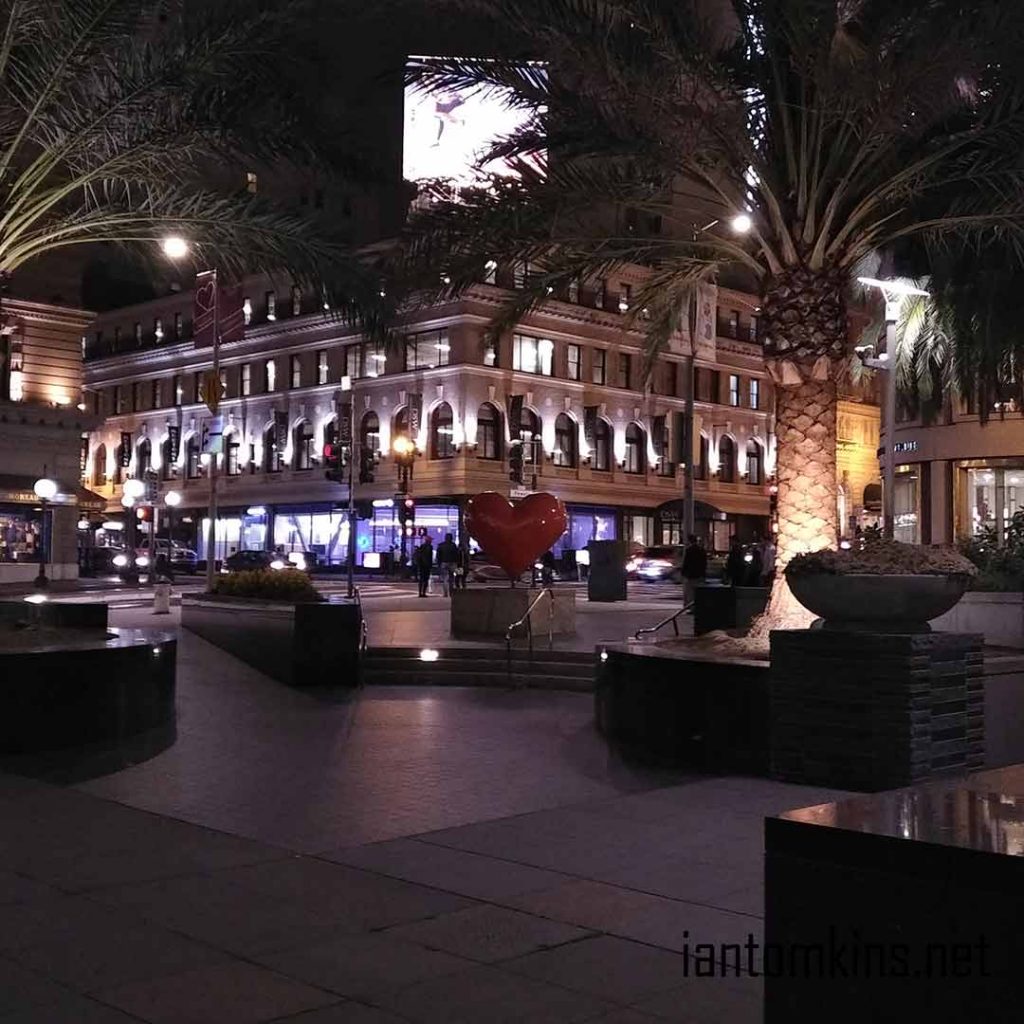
112;554;128;568
287;553;306;570
625;559;639;572
270;559;286;570
135;555;149;567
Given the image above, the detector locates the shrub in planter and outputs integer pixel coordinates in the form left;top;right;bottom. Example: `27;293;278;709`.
209;569;325;602
787;538;977;578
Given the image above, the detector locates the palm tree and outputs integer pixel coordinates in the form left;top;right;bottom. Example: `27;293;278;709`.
402;0;1024;629
0;0;386;315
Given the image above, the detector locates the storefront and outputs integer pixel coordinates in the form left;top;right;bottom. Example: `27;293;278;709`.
0;503;42;568
959;460;1024;541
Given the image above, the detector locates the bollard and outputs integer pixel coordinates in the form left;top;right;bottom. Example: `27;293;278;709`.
153;582;171;615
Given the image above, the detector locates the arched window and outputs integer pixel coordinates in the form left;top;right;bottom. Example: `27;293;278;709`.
92;444;107;487
553;413;577;468
431;402;455;459
393;407;410;443
519;408;541;462
695;434;709;480
625;423;646;474
136;438;151;476
746;439;763;485
361;412;380;454
592;419;611;471
323;418;337;450
225;430;241;476
161;438;176;480
293;420;314;470
186;435;201;479
263;426;281;473
476;403;501;460
719;435;736;482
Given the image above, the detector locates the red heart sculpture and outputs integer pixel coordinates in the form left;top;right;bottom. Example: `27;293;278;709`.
465;491;568;578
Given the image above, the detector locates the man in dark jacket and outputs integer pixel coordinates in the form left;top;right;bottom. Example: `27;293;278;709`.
416;537;434;597
436;533;459;596
725;539;746;587
681;535;707;609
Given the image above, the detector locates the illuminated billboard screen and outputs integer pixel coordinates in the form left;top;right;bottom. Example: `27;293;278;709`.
404;56;542;187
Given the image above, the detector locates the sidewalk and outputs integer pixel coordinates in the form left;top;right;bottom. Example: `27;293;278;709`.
0;612;847;1022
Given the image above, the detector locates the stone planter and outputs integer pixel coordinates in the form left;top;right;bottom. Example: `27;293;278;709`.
182;594;362;686
931;591;1024;648
787;572;970;632
450;587;576;638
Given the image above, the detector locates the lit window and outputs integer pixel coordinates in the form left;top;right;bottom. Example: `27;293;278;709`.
431;402;455;459
265;291;276;321
594;280;606;310
592;348;606;386
728;374;740;407
618;353;631;389
618;284;631;314
265;359;276;392
194;373;203;403
317;349;328;385
134;322;142;345
246;170;258;193
173;375;183;405
553;413;577;467
625;423;645;473
293;420;314;469
290;354;301;388
483;259;497;284
512;333;553;376
750;378;760;410
241;363;251;396
291;285;302;316
243;297;252;325
173;312;182;339
567;278;580;304
226;434;240;475
406;330;450;370
484;340;498;367
567;344;581;381
219;369;227;398
154;318;163;341
152;380;162;409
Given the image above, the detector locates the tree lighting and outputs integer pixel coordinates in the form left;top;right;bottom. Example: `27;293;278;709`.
161;235;189;260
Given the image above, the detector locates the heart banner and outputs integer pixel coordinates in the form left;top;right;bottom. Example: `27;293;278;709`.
465;491;568;578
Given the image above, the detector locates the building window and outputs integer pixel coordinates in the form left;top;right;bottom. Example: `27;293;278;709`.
194;372;203;403
134;322;142;345
264;426;281;473
219;369;227;398
483;259;497;284
512;333;553;376
246;170;258;193
266;291;277;321
593;419;611;471
161;438;176;480
293;420;314;469
718;435;737;482
112;385;122;414
618;353;631;389
625;423;646;474
749;316;759;342
747;439;763;485
154;318;163;342
513;261;527;289
592;348;607;386
290;355;301;389
173;375;183;405
265;359;276;392
750;378;760;410
93;390;102;416
660;361;676;396
133;381;144;411
728;374;740;407
553;413;577;468
92;445;107;487
697;367;720;403
241;363;251;396
393;407;410;445
361;412;380;453
317;349;329;385
431;402;455;459
173;312;182;339
695;434;709;480
567;344;581;381
243;297;252;326
291;284;302;316
618;283;631;313
518;408;541;462
151;379;162;409
226;433;240;476
484;339;498;366
136;439;151;475
406;330;450;370
476;403;501;459
567;278;579;304
594;280;606;310
186;436;200;478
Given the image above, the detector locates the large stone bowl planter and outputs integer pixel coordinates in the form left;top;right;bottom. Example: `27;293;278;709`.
787;572;971;632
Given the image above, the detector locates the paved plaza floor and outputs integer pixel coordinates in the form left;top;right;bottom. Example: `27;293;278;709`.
0;606;849;1023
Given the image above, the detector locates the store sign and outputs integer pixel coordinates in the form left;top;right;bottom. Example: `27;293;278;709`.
338;403;352;445
408;392;423;436
119;432;132;467
510;486;533;499
273;410;288;453
168;425;181;463
893;440;919;454
583;406;598;446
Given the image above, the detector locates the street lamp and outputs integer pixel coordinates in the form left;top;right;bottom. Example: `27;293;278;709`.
856;277;930;541
121;478;146;584
161;236;189;261
392;436;417;567
33;476;57;587
163;489;182;580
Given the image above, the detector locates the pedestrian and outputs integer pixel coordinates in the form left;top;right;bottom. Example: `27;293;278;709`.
416;536;434;597
436;532;459;596
540;549;556;587
761;536;777;587
725;538;746;587
680;534;707;609
747;542;764;587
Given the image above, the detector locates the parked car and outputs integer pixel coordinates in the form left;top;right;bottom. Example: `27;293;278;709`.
224;550;275;573
627;545;684;582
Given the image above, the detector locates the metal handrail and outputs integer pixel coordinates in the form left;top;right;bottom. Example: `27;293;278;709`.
634;603;691;640
352;585;368;652
505;586;555;687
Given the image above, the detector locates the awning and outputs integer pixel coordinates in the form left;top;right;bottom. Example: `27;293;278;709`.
0;474;38;504
0;475;107;509
656;498;728;521
75;486;107;512
863;483;882;511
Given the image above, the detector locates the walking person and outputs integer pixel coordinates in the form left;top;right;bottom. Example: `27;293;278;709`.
416;536;434;597
747;541;764;587
436;532;459;597
725;538;746;587
681;534;707;610
761;536;777;587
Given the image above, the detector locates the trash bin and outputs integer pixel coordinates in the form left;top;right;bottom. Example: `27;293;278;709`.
153;582;172;615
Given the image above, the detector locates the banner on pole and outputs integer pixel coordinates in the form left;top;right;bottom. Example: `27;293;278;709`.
506;394;524;439
119;432;132;467
193;271;245;348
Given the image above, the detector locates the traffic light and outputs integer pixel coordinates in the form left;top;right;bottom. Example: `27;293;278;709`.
397;495;415;527
509;441;524;484
359;447;376;484
323;443;345;482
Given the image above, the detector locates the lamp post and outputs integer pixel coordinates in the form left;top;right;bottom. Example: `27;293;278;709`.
392;435;416;566
856;277;930;540
32;475;57;588
164;489;182;580
122;477;146;584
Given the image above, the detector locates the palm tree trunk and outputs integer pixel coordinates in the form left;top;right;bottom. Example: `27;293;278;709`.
750;266;846;637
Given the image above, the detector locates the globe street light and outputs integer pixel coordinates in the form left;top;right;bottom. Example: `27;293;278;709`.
33;476;57;587
161;235;189;260
163;490;182;580
121;478;145;585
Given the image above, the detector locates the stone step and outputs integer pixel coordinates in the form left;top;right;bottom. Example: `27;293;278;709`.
363;668;593;692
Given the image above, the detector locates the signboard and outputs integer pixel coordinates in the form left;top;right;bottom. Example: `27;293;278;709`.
407;392;423;437
119;431;132;467
506;394;524;439
692;282;718;361
202;415;224;455
338;403;352;445
193;271;246;349
510;486;533;499
584;405;598;446
167;425;181;464
200;370;221;414
893;440;919;454
273;410;289;454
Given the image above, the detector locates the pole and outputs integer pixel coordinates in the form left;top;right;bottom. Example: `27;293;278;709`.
882;316;897;540
347;399;356;599
204;276;220;592
35;496;48;587
149;504;157;581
